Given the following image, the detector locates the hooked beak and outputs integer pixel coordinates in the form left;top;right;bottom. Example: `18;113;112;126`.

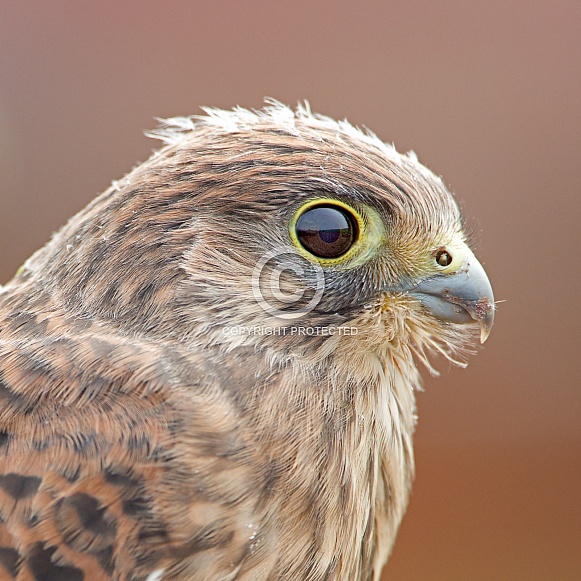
407;245;495;343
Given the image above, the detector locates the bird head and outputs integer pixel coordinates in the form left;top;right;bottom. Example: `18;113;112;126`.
18;101;493;373
2;102;495;580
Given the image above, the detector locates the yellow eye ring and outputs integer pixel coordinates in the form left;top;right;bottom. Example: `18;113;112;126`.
290;198;382;267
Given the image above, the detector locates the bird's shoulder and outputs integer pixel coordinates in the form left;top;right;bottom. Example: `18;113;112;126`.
0;301;260;580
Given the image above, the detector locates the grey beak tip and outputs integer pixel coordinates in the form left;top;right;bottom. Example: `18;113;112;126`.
480;323;492;344
478;303;495;344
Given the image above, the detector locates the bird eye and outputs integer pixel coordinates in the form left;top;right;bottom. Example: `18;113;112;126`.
295;204;358;259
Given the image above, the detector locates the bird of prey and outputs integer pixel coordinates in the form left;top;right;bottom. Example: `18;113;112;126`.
0;102;494;580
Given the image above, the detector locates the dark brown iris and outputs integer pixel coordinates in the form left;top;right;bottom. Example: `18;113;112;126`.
296;205;358;259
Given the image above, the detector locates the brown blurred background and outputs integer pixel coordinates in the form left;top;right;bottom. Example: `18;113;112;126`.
1;2;579;579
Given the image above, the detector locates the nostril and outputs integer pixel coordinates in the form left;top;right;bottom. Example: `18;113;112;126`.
435;249;453;267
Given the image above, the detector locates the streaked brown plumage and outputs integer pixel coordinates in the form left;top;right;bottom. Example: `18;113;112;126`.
0;102;494;580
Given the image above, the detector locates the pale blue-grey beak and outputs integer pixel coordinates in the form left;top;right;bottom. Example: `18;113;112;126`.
408;247;494;343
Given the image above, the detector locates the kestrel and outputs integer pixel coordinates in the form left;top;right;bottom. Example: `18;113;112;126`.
0;102;494;580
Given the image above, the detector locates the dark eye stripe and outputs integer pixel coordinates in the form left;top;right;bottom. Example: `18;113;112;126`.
295;205;358;259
